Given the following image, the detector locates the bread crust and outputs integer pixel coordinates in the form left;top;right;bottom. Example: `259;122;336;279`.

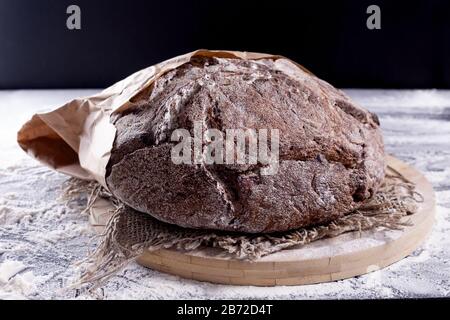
106;57;385;233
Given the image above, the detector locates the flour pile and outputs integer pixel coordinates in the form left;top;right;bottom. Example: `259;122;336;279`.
0;260;44;299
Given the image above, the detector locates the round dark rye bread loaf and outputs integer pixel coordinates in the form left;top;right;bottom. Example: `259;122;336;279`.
106;56;385;233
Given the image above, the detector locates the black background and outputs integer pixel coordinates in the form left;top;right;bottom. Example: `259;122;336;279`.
0;0;449;89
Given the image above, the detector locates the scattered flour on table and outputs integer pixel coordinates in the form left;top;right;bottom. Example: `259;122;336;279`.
0;89;449;299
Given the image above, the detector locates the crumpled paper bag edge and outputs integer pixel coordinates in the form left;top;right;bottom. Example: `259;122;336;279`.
17;49;313;189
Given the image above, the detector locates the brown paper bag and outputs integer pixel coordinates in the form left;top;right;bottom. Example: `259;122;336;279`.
17;49;313;189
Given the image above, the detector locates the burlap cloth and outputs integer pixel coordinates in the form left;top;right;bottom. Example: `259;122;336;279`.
65;165;422;288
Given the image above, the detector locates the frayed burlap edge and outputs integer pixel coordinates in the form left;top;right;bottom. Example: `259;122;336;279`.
65;166;423;291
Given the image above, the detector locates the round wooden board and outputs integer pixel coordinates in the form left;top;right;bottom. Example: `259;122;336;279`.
89;156;435;286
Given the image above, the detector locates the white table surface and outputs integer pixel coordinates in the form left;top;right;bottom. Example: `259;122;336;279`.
0;89;449;299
